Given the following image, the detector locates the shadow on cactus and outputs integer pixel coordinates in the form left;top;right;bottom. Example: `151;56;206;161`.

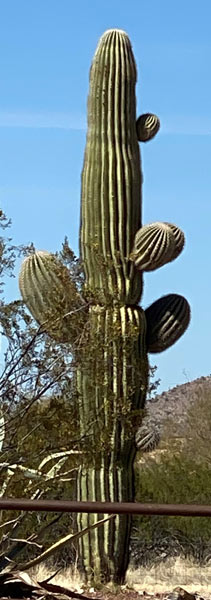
19;28;190;584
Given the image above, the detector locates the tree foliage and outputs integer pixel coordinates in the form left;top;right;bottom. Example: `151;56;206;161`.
0;213;85;567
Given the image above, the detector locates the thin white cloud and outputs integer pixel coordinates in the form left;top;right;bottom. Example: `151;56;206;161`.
0;110;86;130
0;110;211;136
161;114;211;136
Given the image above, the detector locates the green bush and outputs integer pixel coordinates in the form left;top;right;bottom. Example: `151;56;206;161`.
132;449;211;565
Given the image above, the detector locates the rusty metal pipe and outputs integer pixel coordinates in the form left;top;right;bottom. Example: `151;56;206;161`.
0;499;211;516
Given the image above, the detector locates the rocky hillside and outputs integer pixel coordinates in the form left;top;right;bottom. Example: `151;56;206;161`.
140;374;211;442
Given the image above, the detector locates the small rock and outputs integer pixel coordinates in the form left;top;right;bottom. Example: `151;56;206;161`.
166;588;197;600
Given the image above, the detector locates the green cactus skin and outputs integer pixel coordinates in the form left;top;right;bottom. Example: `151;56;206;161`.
19;28;190;584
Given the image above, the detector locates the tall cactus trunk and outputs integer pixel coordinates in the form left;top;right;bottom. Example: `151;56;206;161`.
77;455;135;583
75;305;148;582
77;31;147;580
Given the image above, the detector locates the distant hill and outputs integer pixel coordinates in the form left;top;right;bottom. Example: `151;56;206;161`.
142;374;211;437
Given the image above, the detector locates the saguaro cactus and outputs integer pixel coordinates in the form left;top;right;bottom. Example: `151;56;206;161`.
19;29;190;583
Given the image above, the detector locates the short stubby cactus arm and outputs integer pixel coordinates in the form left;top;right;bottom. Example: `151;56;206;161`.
145;294;191;353
130;222;185;271
136;113;160;142
80;29;143;305
19;251;88;343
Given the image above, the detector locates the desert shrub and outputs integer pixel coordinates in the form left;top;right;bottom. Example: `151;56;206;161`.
132;450;211;565
0;394;80;567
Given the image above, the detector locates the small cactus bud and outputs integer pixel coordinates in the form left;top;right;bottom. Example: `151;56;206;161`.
136;113;160;142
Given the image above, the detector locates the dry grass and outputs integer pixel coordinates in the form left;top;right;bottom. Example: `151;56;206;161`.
30;563;84;592
30;556;211;596
127;556;211;594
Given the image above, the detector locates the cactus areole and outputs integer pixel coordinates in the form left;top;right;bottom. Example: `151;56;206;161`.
19;29;190;583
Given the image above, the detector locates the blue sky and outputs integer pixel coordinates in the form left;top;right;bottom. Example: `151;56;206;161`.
1;0;211;394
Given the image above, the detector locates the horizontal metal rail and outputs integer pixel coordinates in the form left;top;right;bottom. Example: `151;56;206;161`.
0;499;211;516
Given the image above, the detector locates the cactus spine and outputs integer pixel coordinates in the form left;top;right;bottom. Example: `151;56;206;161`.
19;28;190;584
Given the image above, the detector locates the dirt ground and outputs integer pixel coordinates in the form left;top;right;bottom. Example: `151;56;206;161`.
82;587;210;600
83;589;172;600
28;560;211;600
